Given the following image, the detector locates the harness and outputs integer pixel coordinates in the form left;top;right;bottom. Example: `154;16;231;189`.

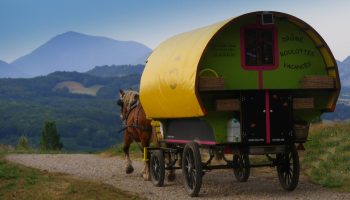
117;99;152;152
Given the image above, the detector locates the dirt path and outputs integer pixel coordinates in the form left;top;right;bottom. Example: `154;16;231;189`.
5;154;350;200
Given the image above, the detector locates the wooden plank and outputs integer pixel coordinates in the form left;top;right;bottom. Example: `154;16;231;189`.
216;99;240;111
294;122;310;142
293;98;314;109
300;76;335;89
198;77;225;91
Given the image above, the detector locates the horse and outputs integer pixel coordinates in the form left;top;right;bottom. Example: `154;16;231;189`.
117;89;176;181
117;89;152;180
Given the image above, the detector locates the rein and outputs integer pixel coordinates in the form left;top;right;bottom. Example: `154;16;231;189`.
118;100;152;133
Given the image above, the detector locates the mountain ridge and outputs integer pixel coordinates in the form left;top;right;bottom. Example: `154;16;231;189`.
11;31;152;77
0;59;25;78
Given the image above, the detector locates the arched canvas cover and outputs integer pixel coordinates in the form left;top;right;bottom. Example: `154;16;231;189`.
140;11;340;119
140;18;232;118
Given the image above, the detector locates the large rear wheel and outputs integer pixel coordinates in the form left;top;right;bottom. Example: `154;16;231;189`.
233;154;250;182
150;150;165;187
182;142;202;197
277;144;300;191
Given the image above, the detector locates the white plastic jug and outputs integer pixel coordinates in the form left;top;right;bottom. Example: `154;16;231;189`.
227;118;241;142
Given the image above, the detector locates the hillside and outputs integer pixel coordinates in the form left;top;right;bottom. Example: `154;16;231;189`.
11;31;152;77
0;60;24;78
54;81;103;96
337;57;350;86
0;71;141;151
303;123;350;190
87;64;145;77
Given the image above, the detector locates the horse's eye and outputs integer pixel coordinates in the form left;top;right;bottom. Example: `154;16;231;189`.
117;99;123;106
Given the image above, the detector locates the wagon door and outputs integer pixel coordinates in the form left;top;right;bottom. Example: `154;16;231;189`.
241;91;266;143
269;92;292;143
241;91;292;144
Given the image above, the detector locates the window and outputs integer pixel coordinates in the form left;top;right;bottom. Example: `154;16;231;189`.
241;26;278;69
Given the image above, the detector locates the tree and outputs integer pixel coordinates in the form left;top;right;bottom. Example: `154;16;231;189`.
40;121;63;150
17;135;29;150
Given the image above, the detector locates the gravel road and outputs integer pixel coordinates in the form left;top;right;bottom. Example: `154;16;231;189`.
5;154;350;200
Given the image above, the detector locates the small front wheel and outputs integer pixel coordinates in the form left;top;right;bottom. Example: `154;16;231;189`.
150;150;165;187
182;142;202;197
277;144;300;191
233;154;250;182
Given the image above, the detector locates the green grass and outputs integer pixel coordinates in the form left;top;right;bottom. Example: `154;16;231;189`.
100;143;142;157
303;123;350;191
0;148;144;200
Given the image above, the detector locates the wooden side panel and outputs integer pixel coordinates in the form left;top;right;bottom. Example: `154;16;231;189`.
300;76;335;89
293;98;314;109
216;99;240;111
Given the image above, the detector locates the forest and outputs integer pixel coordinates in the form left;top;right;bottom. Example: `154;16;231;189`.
0;65;143;151
0;64;348;151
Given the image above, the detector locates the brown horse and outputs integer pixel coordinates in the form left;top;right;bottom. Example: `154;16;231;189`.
117;89;152;180
117;89;176;181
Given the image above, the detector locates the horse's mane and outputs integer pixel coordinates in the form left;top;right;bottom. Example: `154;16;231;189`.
122;90;139;109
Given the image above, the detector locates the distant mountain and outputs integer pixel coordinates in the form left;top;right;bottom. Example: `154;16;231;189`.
11;31;152;77
0;60;25;78
342;56;350;64
337;57;350;86
86;64;144;78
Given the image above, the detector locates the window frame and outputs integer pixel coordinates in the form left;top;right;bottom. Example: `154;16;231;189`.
240;25;279;70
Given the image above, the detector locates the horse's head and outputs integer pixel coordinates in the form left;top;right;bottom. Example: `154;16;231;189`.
117;89;139;121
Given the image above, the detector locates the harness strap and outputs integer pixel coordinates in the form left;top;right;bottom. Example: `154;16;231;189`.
121;100;152;132
123;100;139;123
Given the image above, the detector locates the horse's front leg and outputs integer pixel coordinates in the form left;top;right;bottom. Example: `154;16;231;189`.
166;153;176;182
123;133;134;174
141;135;151;181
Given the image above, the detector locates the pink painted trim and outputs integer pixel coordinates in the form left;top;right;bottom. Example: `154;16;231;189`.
165;139;216;145
258;70;263;89
240;24;279;71
265;90;271;144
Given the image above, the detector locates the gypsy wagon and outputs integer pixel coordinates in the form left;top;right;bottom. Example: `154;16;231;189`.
140;11;340;196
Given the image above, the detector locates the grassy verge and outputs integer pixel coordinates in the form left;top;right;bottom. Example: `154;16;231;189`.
100;143;142;158
303;122;350;191
0;148;143;200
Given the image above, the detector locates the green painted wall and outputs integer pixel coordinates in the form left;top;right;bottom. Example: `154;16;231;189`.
264;19;327;88
199;16;327;90
198;16;330;142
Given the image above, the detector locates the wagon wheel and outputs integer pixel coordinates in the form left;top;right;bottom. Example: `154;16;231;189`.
150;150;165;187
276;144;300;191
182;142;202;197
233;154;250;182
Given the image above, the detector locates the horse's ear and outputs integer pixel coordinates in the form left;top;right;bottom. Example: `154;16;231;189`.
119;89;124;96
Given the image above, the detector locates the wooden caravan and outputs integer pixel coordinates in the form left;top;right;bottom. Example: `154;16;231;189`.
140;11;340;197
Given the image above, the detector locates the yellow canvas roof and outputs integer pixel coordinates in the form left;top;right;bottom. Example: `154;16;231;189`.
140;18;233;118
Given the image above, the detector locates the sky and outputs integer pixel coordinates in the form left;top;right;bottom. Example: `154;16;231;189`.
0;0;349;63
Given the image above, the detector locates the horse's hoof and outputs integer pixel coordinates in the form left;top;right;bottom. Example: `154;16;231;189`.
126;165;134;174
167;172;176;182
143;173;150;181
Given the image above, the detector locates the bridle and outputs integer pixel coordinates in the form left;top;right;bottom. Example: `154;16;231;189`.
118;97;139;125
116;93;152;144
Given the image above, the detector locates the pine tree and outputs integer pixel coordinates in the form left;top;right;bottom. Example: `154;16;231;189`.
17;135;29;150
40;121;63;150
40;123;50;150
51;122;63;150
